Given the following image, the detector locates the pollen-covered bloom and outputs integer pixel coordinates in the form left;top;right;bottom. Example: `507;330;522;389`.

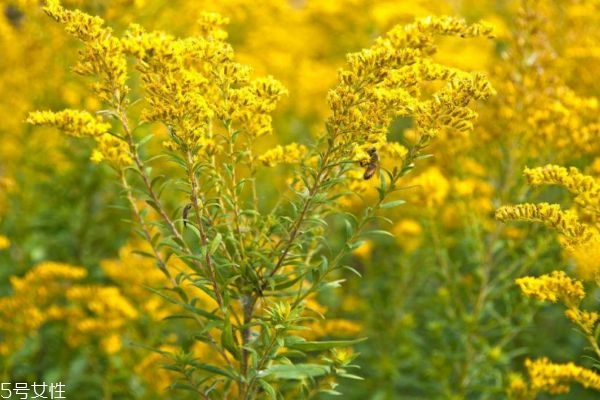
43;0;129;106
120;17;287;154
121;23;220;151
90;133;132;168
564;308;599;336
568;233;600;282
258;143;308;167
498;165;600;279
507;373;532;399
495;202;593;245
515;271;585;308
0;262;88;354
27;109;111;138
525;358;600;395
327;16;495;168
524;165;600;215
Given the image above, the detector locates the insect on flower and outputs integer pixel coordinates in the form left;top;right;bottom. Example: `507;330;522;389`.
362;147;379;180
183;203;193;228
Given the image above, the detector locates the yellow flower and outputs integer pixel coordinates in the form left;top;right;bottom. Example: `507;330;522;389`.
0;235;10;250
525;357;600;394
524;165;600;215
44;0;129;106
101;333;122;355
327;16;494;163
91;133;132;168
196;11;230;40
564;308;599;335
323;319;363;337
9;262;87;292
507;373;532;399
408;166;450;208
27;109;111;138
568;234;600;282
258;143;308;167
496;202;593;245
515;271;585;308
391;219;423;252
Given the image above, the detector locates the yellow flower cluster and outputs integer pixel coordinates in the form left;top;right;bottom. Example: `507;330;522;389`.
481;1;600;164
26;109;111;138
121;18;287;153
564;308;599;336
526;357;600;395
391;219;423;252
524;165;600;217
496;202;592;245
44;0;129;107
121;23;219;149
500;162;600;396
258;143;308;167
90;133;132;167
407;166;450;208
569;235;600;282
0;235;10;250
340;141;410;199
27;109;132;168
9;261;87;291
30;1;289;167
0;260;147;355
498;165;600;281
327;16;495;165
515;271;585;308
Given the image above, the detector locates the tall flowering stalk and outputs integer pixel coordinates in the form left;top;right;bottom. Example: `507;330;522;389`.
497;165;600;399
27;1;494;397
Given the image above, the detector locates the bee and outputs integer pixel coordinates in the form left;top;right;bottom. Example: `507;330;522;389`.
361;147;379;180
182;203;193;228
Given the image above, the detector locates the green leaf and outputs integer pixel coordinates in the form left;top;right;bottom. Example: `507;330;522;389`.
151;231;161;247
257;379;277;399
145;286;222;321
169;285;189;303
341;265;362;277
270;275;303;291
221;318;240;360
320;389;342;395
363;229;394;238
130;249;155;259
414;153;433;161
145;198;161;213
318;279;346;291
262;363;330;380
343;218;353;240
346;240;365;252
379;169;387;195
339;373;364;380
209;232;222;255
162;314;197;321
149;174;165;189
380;199;406;209
286;337;367;352
188;361;237;380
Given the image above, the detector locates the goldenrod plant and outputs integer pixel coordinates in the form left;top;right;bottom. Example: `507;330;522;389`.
23;0;494;398
337;1;600;398
4;0;600;399
497;165;600;399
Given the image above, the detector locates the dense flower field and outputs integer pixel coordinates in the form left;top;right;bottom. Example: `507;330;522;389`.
1;0;599;399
